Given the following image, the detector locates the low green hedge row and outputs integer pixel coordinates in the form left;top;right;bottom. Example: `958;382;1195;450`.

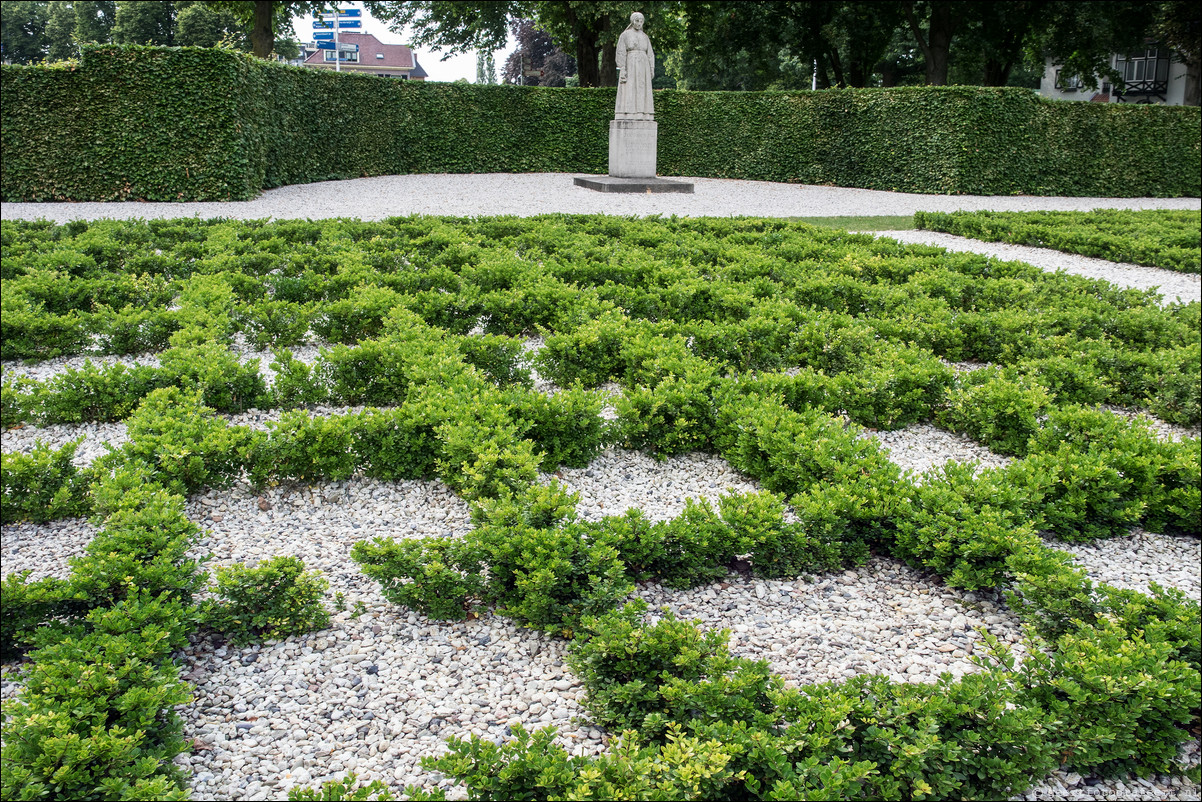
6;357;1197;547
0;471;333;799
3;47;1199;200
1;477;206;799
915;210;1202;273
1;337;610;523
4;217;1196;426
352;483;866;635
406;586;1197;801
341;405;1200;798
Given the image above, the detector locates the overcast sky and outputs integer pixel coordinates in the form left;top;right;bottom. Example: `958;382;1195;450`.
293;3;518;82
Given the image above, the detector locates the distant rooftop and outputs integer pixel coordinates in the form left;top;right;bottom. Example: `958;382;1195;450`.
302;32;415;70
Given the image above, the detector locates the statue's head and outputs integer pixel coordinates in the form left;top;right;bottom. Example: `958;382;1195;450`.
630;12;644;30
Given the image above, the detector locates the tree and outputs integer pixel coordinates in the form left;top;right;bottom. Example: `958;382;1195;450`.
203;0;315;58
1;1;50;63
668;1;796;90
901;0;956;85
72;0;116;45
501;18;576;86
1154;0;1201;105
475;48;496;83
366;1;685;87
112;0;175;46
44;0;76;59
175;2;246;48
530;1;685;87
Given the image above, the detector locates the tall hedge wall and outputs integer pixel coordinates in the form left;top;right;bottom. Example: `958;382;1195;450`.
0;47;262;201
2;45;1199;201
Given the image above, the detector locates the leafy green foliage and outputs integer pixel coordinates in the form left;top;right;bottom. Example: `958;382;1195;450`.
916;210;1202;273
1009;445;1147;541
95;386;256;497
4;48;1200;200
893;462;1041;589
425;723;750;802
569;602;783;741
0;608;194;801
0;438;93;522
0;572;80;660
352;536;484;621
202;556;331;646
289;773;423;801
66;481;207;612
1005;622;1201;776
937;371;1052;456
0;472;201;802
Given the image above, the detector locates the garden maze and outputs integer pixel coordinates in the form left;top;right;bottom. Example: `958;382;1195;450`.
1;214;1199;800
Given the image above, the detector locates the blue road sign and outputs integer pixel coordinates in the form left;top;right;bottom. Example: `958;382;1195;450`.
313;20;333;28
316;41;336;49
337;9;362;16
337;20;361;28
314;32;334;40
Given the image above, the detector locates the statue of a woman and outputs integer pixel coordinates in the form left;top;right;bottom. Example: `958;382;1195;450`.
615;12;654;120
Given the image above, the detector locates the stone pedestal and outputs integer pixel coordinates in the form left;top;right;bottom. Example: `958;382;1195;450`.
573;176;694;193
609;119;657;178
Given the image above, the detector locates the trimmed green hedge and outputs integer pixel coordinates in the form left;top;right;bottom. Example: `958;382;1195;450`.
3;46;1199;201
915;209;1202;272
0;47;260;202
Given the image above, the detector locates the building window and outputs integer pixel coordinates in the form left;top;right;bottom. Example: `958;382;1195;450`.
324;51;360;63
1115;47;1170;97
1055;69;1081;91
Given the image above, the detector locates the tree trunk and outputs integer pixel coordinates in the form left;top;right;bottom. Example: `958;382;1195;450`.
575;34;600;87
983;58;1013;86
828;47;846;87
904;0;955;85
251;0;273;59
879;60;899;87
600;41;617;86
848;58;869;88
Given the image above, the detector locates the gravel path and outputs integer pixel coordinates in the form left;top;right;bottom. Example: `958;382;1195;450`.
873;229;1202;305
1;173;1197;224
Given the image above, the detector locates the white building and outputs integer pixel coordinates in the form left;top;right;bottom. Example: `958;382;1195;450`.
1041;47;1194;105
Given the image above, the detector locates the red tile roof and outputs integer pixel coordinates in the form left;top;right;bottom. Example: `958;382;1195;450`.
303;32;415;69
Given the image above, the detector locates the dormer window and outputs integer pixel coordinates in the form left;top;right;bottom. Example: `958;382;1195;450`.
377;54;384;59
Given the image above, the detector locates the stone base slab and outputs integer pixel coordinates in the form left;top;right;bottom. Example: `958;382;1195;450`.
574;176;695;194
609;119;657;178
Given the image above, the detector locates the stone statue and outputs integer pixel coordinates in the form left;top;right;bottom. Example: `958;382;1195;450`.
615;12;655;121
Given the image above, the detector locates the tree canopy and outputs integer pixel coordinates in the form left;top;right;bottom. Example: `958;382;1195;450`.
0;0;302;62
1;0;1196;104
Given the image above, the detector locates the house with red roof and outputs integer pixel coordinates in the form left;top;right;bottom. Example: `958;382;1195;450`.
301;32;427;80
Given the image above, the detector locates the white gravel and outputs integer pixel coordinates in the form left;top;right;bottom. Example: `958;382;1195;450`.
1048;529;1202;600
869;422;1014;477
873;229;1202;305
0;337;326;385
554;447;765;522
1;351;163;383
1;173;1197;224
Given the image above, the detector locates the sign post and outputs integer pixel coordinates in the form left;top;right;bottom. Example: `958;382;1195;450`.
314;6;363;72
